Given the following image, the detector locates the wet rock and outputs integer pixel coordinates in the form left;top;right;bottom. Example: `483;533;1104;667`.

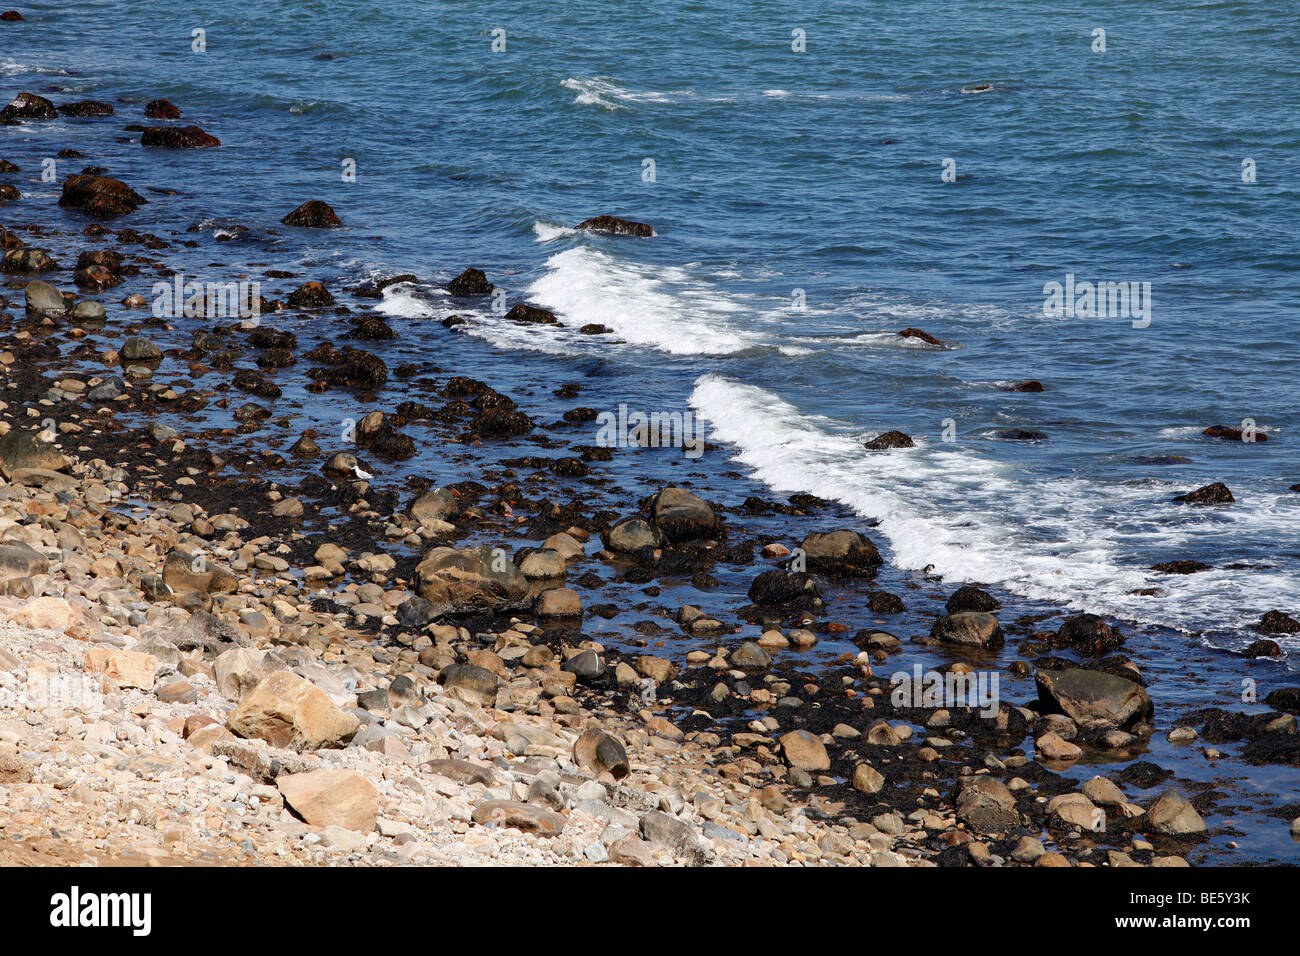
931;611;1003;649
414;546;531;617
1;247;56;272
287;281;335;308
602;516;663;553
447;267;493;296
409;486;461;527
0;91;56;121
575;215;655;237
898;327;942;346
747;569;822;609
58;100;115;117
646;487;717;542
469;408;534;437
1242;639;1282;658
537;587;582;617
504;303;558;324
145;98;182;119
799;529;881;576
865;430;914;450
867;590;906;614
311;348;387;389
23;279;65;314
1006;380;1045;392
141;124;221;148
1036;667;1153;730
58;173;146;217
1053;613;1123;655
1203;424;1268;443
1151;560;1211;574
946;585;1000;613
278;769;379;831
573;729;629;779
1174;481;1234;505
227;671;360;750
1144;789;1207;836
281;199;341;228
995;429;1048;441
731;642;772;671
120;335;162;361
1256;610;1300;635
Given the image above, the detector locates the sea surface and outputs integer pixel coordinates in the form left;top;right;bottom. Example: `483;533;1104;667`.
3;0;1299;859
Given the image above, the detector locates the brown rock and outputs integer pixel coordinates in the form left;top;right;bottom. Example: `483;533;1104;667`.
277;769;379;831
226;671;359;751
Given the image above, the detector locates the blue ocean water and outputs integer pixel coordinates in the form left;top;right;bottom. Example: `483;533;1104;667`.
4;0;1298;652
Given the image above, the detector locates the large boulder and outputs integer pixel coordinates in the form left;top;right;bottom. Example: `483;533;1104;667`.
1036;668;1152;730
58;174;146;217
931;611;1003;649
799;529;882;576
226;671;359;751
0;430;68;479
415;546;531;617
1053;613;1123;655
644;487;717;542
277;769;379;831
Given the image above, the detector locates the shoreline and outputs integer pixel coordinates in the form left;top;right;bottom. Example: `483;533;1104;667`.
1;93;1299;867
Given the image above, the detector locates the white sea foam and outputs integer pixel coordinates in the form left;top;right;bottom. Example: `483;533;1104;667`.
689;373;1300;642
520;246;760;355
532;221;576;242
561;77;693;110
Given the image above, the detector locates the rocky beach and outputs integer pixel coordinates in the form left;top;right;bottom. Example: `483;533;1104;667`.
1;9;1298;873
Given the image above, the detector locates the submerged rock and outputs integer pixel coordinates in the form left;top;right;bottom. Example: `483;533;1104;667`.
141;124;221;148
58;173;147;217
